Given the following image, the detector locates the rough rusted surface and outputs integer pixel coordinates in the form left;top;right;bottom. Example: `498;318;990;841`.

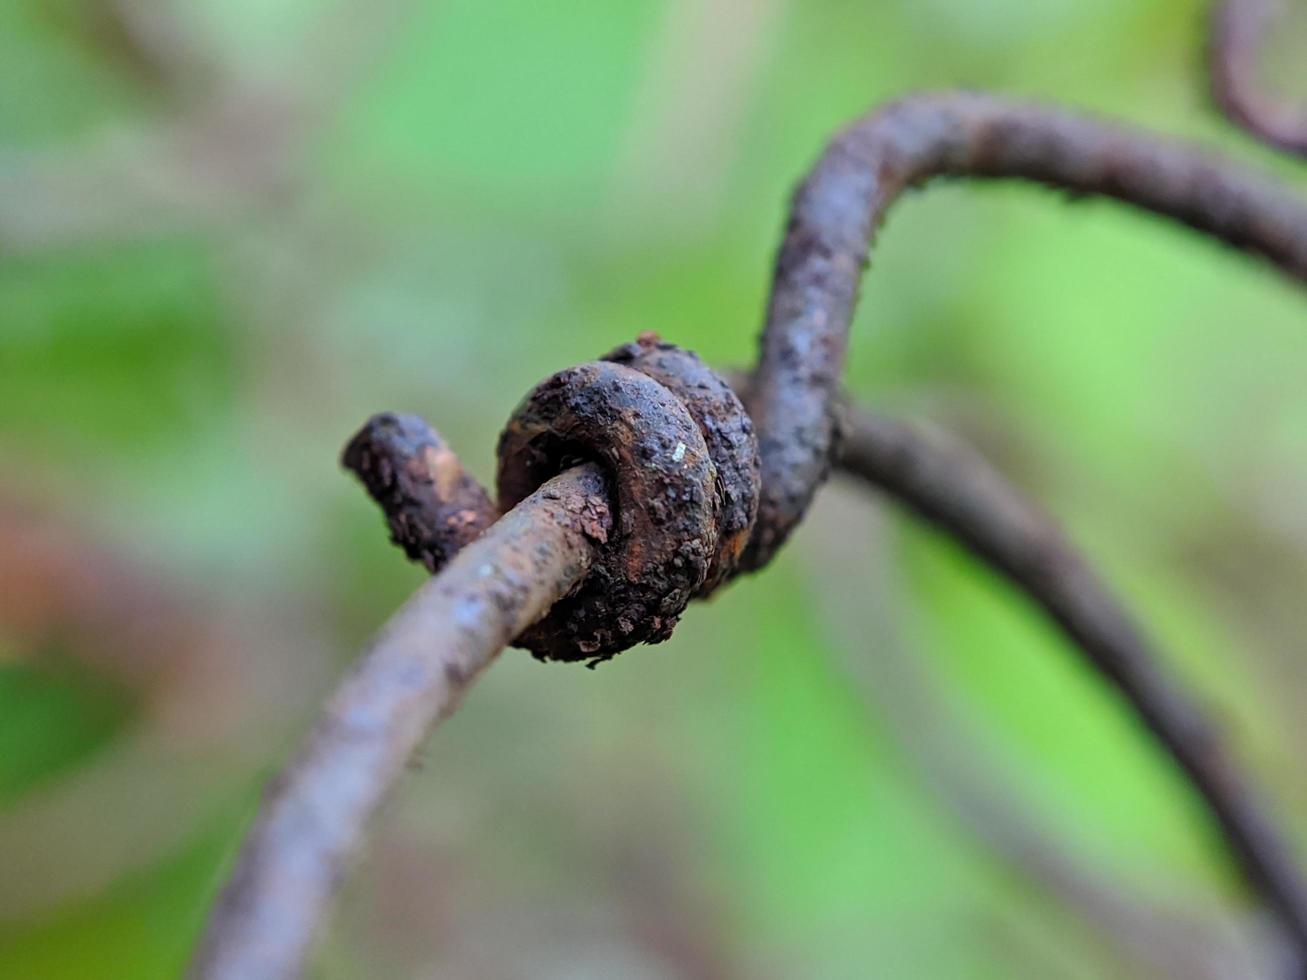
497;360;719;662
602;333;760;595
1211;0;1307;158
741;90;1307;573
342;94;1307;642
342;413;496;573
198;37;1307;978
342;343;759;661
835;405;1307;968
187;464;611;980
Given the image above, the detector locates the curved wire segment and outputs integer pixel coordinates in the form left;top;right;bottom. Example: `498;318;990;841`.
741;90;1307;573
193;396;1307;980
1211;0;1307;158
186;464;611;980
192;70;1307;980
833;405;1307;965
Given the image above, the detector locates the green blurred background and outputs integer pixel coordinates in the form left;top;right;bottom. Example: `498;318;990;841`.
3;0;1307;976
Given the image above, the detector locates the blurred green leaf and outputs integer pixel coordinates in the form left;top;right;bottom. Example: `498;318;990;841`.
0;658;134;805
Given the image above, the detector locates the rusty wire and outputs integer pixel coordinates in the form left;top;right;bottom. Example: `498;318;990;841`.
834;406;1307;967
743;89;1307;575
191;7;1307;979
496;339;759;661
1212;0;1307;158
187;464;611;980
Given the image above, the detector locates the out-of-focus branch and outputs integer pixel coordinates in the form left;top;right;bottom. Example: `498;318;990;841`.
187;464;611;980
833;404;1307;968
0;0;414;253
803;491;1285;980
0;494;240;727
1211;0;1307;157
0;491;339;919
82;0;221;96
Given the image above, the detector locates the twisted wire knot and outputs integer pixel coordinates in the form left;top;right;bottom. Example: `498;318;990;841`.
345;332;759;663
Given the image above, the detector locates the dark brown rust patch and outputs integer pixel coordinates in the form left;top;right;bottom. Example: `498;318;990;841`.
496;361;718;662
602;333;760;595
342;413;497;573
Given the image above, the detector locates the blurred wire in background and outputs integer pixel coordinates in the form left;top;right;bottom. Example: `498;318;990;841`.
4;0;1307;977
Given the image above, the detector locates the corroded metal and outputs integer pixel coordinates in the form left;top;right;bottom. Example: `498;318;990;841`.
197;15;1307;977
743;90;1307;574
188;465;611;980
343;413;497;573
835;405;1307;964
1211;0;1307;158
602;332;760;596
346;343;759;663
497;359;720;661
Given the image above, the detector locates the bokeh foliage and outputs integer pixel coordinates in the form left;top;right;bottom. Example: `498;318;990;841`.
3;0;1307;976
